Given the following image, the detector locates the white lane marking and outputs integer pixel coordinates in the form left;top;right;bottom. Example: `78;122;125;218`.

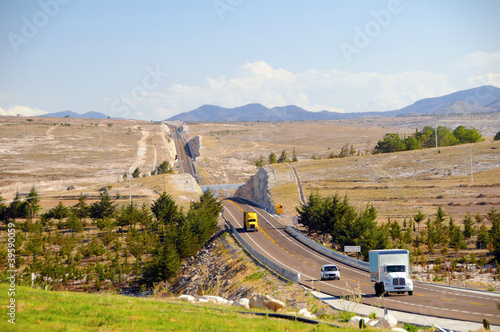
232;198;369;278
225;200;500;319
224;205;351;294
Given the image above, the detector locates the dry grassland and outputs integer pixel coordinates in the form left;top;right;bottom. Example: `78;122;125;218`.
187;114;500;225
1;113;499;222
0;116;196;210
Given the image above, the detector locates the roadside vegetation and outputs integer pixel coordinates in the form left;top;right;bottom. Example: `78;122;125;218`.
374;125;483;154
296;192;500;284
0;283;339;332
0;187;221;292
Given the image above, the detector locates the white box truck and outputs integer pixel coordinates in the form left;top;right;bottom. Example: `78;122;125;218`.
369;249;413;296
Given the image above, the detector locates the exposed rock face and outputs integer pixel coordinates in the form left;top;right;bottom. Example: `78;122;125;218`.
234;165;295;213
187;135;201;160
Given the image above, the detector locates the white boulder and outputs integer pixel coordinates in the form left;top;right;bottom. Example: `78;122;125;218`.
198;295;230;305
298;308;316;319
249;293;285;312
375;314;398;328
234;298;250;309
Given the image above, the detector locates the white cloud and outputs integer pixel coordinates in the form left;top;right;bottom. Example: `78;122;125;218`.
455;51;500;69
150;61;456;119
468;73;500;87
0;105;47;117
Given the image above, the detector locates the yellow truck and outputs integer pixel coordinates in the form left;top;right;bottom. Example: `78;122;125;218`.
243;211;258;232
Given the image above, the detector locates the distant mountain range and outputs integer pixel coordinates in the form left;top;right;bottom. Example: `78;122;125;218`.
167;85;500;122
39;110;117;119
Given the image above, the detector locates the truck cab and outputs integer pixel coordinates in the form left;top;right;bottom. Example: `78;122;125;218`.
243;211;258;232
377;264;413;296
369;249;413;296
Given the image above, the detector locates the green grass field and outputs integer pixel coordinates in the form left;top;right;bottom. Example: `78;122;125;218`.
0;284;355;332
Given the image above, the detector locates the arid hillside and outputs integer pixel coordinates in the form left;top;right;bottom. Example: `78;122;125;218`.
1;113;499;220
186;114;500;221
0;116;199;210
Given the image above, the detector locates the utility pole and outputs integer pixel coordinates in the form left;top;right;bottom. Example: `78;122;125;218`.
435;124;438;149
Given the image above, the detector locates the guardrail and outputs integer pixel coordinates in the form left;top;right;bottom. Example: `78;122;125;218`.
223;216;299;283
285;226;370;272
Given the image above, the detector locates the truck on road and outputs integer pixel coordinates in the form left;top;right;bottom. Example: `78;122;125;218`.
243;211;258;232
369;249;413;296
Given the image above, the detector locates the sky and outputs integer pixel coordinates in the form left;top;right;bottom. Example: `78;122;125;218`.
1;0;500;121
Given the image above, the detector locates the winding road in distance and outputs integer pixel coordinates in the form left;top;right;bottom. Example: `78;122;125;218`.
167;124;197;182
222;197;500;326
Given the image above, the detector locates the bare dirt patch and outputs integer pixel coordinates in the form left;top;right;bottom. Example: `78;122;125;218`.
0;116;191;209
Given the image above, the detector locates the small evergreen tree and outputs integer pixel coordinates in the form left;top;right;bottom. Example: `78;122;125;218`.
254;156;264;168
268;151;277;164
476;224;489;249
26;187;41;222
277;149;289;163
291;147;298;162
132;167;141;178
89;191;116;221
142;234;180;286
8;192;26;220
462;213;475;239
413;210;426;229
151;192;183;228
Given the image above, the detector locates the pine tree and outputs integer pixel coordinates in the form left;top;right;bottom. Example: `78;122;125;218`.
151;192;183;228
26;187;41;222
0;196;8;223
89;191;116;221
389;219;403;244
143;235;180;286
413;210;426;229
487;208;500;261
268;151;277;164
73;193;89;223
291;147;298;162
476;224;489;249
463;213;475;239
277;149;289;163
8;192;26;220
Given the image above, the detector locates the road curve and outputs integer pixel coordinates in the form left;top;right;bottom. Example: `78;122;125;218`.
167;124;197;181
222;198;500;325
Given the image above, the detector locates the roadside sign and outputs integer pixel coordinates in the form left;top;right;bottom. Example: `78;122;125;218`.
445;261;451;269
276;204;283;214
344;246;361;253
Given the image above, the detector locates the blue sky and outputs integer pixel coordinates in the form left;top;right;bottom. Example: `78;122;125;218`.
1;0;499;120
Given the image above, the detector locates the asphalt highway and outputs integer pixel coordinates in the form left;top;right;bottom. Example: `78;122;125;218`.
222;197;500;325
168;124;197;180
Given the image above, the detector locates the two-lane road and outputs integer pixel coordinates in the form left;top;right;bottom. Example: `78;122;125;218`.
222;198;500;325
167;124;197;181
